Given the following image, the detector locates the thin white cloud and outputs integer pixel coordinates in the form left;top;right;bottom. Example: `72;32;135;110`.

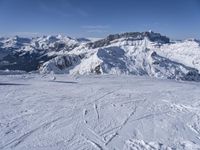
82;25;110;29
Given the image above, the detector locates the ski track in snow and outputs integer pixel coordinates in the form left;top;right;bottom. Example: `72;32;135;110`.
1;74;200;150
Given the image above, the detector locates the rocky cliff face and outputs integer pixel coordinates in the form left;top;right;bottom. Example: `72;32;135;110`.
86;31;170;49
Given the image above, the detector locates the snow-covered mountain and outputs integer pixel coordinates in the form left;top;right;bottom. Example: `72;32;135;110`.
1;32;200;81
0;35;80;71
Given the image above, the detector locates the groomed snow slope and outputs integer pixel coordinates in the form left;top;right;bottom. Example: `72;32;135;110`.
1;74;200;150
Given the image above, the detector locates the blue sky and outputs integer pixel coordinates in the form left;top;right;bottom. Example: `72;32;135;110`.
0;0;199;39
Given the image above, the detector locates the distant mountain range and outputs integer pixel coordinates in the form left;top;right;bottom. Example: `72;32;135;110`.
0;31;200;81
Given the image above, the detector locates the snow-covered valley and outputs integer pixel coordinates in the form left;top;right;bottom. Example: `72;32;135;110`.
1;74;200;150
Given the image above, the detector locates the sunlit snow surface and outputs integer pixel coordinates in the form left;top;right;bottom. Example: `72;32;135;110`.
1;74;200;150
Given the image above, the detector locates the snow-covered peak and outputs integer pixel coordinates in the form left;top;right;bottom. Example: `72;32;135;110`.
0;36;31;48
29;35;80;51
33;35;78;45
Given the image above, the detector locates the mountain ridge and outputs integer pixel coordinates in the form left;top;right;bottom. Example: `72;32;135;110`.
1;31;200;81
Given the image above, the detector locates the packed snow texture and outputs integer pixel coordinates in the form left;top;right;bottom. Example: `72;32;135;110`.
1;74;200;150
